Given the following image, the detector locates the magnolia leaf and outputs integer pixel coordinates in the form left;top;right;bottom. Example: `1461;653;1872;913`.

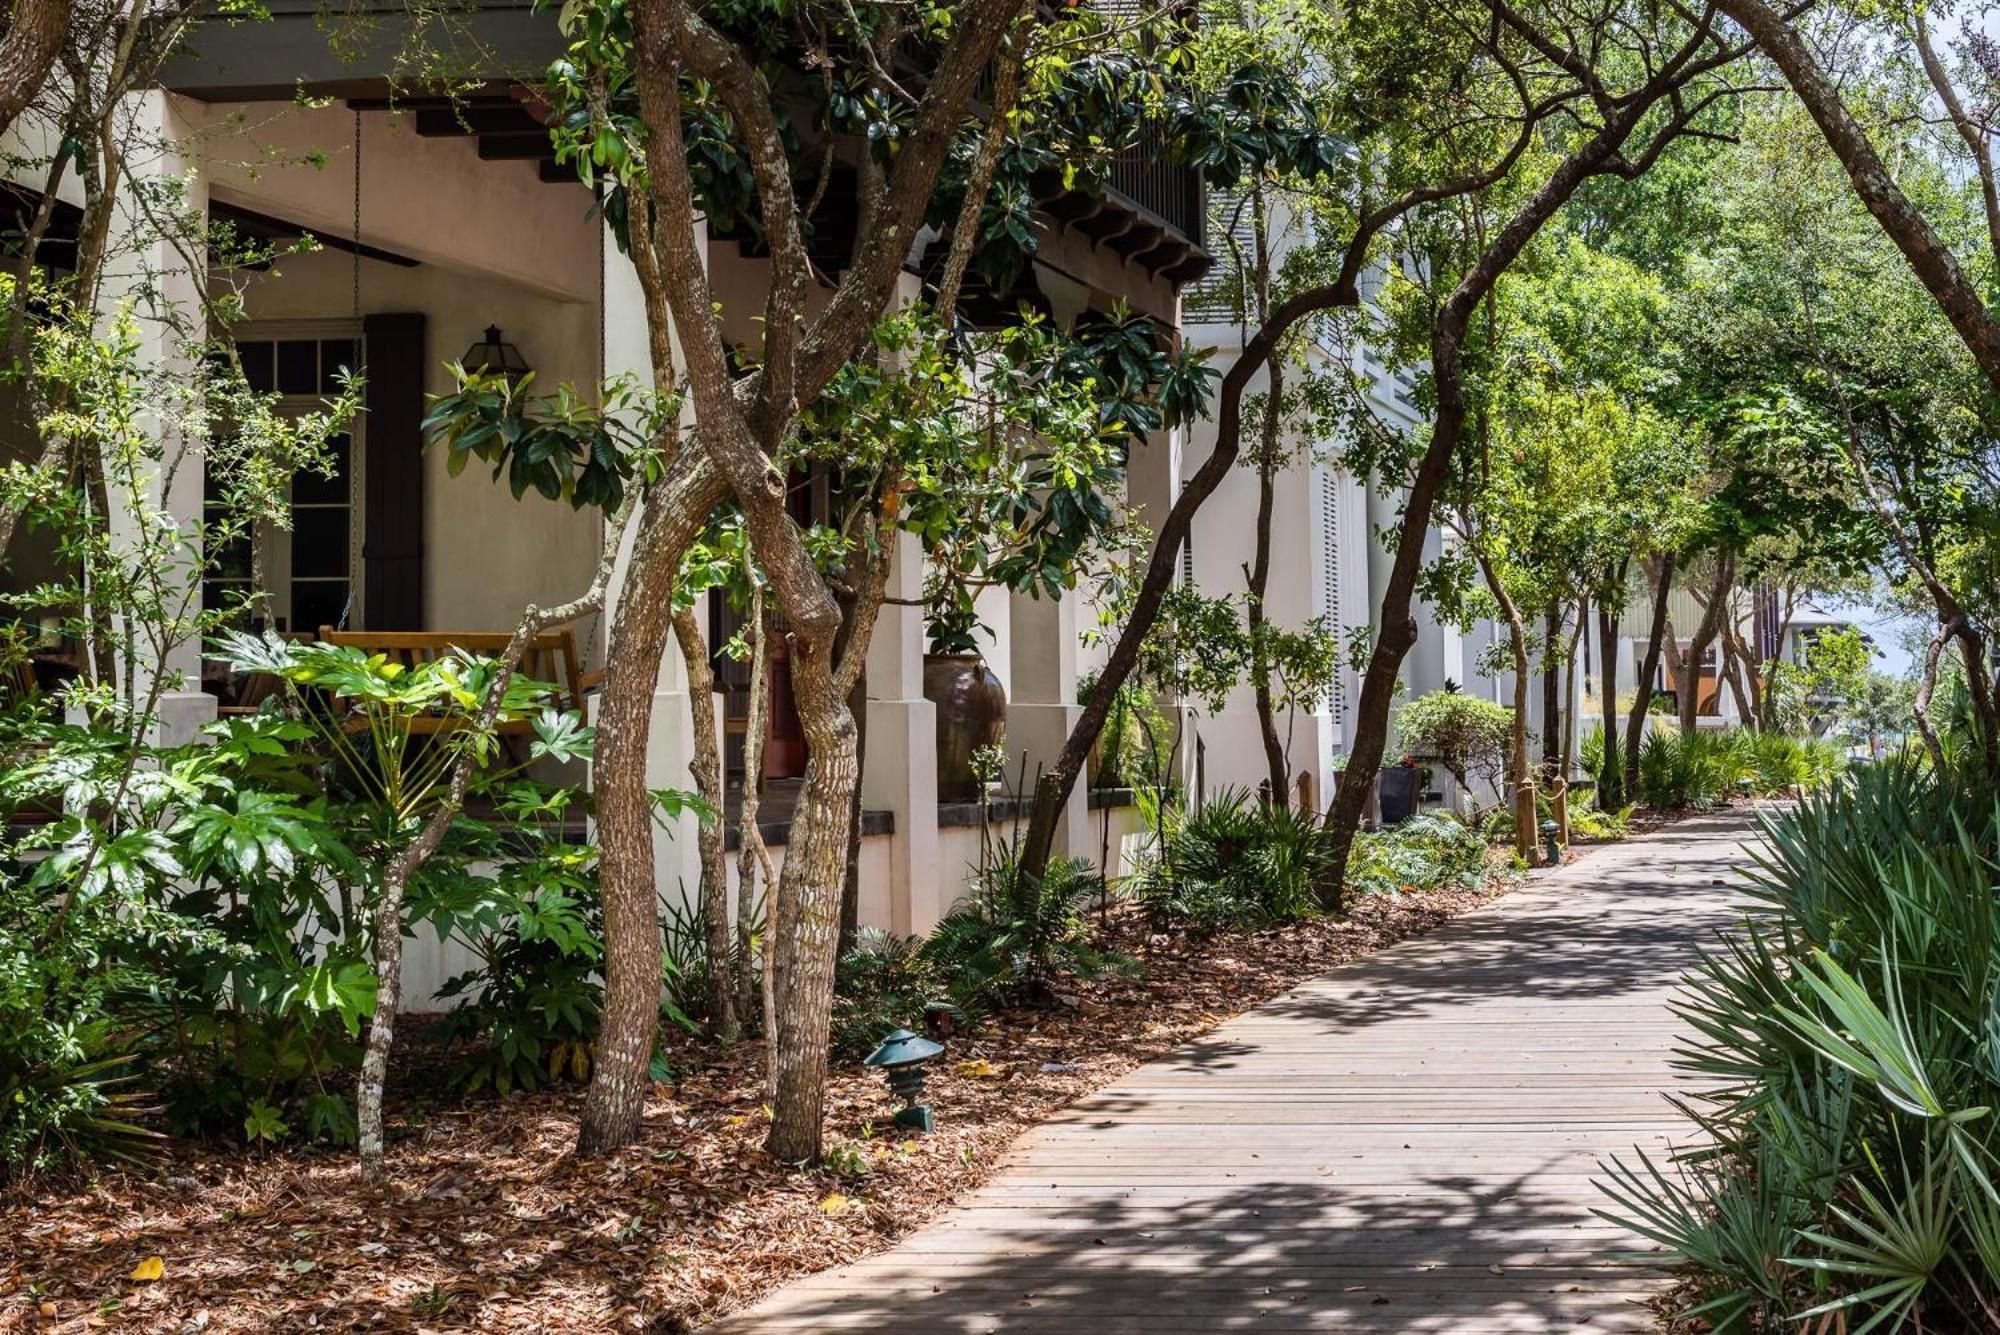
129;1256;165;1282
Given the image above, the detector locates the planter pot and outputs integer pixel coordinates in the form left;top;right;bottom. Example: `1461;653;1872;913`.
1377;765;1421;826
923;653;1007;803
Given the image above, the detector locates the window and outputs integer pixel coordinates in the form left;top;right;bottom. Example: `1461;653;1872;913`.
204;331;362;634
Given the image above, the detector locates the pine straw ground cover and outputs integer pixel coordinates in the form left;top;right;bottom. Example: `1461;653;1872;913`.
3;867;1540;1335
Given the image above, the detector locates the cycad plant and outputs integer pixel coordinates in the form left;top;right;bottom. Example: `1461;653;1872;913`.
1130;787;1340;930
1601;758;2000;1331
923;852;1128;1013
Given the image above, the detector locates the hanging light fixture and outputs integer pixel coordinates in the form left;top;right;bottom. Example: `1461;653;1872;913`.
461;324;530;384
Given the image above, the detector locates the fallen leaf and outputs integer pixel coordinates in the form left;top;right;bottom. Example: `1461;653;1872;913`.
955;1059;1002;1079
818;1193;856;1216
130;1256;165;1282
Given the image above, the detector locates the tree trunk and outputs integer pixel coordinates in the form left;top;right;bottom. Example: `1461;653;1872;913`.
355;861;408;1178
1473;547;1535;860
762;659;856;1162
671;605;737;1042
1720;632;1756;726
0;0;72;143
1678;556;1733;731
1561;592;1588;781
1541;605;1563;770
579;457;728;1155
1245;184;1290;800
1597;596;1623;808
1623;552;1675;795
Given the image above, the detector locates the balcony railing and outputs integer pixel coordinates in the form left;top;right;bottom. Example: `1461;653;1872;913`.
1109;125;1205;247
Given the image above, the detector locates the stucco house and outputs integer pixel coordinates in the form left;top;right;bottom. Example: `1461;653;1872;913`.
0;1;1227;999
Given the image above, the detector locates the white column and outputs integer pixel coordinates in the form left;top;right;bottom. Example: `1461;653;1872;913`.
598;226;706;907
862;531;942;933
100;92;215;746
1009;587;1089;859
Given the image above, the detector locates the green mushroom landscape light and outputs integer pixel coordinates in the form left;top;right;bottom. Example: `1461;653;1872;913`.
863;1028;944;1134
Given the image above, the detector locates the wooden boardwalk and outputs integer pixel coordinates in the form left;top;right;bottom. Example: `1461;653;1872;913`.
708;810;1755;1333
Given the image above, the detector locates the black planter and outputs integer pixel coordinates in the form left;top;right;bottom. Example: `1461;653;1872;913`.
1378;765;1421;826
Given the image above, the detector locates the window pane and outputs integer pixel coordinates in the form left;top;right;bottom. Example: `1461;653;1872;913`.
291;508;348;578
206;531;252;581
203;579;254;621
319;339;358;394
276;339;317;395
292;581;349;636
292;436;350;505
238;341;274;393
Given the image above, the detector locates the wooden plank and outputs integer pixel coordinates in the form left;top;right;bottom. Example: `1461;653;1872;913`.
703;811;1751;1333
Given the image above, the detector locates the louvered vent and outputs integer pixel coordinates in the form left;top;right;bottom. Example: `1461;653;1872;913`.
1185;190;1255;325
1319;468;1344;714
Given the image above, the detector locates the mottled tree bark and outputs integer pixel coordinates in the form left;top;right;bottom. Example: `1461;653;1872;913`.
579;458;728;1155
672;605;737;1042
0;0;71;142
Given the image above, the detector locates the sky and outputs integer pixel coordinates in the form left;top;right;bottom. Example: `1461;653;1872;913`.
1821;594;1918;678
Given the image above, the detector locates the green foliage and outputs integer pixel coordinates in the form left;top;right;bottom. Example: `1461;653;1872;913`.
1082;673;1172;790
921;854;1127;1014
1630;726;1845;810
423;369;670;514
831;930;943;1060
1130;788;1337;931
1395;689;1512;793
1601;759;2000;1330
426;805;604;1097
1567;798;1634;841
1344;814;1492;901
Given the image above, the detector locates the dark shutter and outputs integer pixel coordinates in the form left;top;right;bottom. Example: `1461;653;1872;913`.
361;312;425;630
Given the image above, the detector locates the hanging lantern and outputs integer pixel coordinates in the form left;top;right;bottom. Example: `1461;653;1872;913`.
461;324;530;384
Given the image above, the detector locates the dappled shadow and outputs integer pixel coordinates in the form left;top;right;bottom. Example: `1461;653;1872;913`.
1094;812;1754;1083
703;813;1754;1333
705;1168;1671;1332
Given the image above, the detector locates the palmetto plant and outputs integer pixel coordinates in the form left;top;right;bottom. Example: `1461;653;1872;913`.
1601;758;2000;1331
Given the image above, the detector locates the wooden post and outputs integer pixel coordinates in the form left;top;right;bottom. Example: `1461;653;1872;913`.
1552;777;1570;847
1295;769;1316;813
1514;776;1538;863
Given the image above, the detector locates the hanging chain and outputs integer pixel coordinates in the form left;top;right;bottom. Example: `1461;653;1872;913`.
596;182;607;394
585;182;609;663
351;108;362;323
339;106;361;635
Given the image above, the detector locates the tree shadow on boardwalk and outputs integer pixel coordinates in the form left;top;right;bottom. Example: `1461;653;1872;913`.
704;813;1750;1334
1106;813;1753;1078
708;1169;1667;1332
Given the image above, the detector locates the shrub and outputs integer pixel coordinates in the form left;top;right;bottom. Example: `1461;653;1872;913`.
1129;788;1337;931
1630;726;1846;810
1601;758;2000;1330
1395;689;1512;795
923;853;1127;1012
1345;813;1490;900
0;861;169;1177
831;929;942;1059
426;816;604;1097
